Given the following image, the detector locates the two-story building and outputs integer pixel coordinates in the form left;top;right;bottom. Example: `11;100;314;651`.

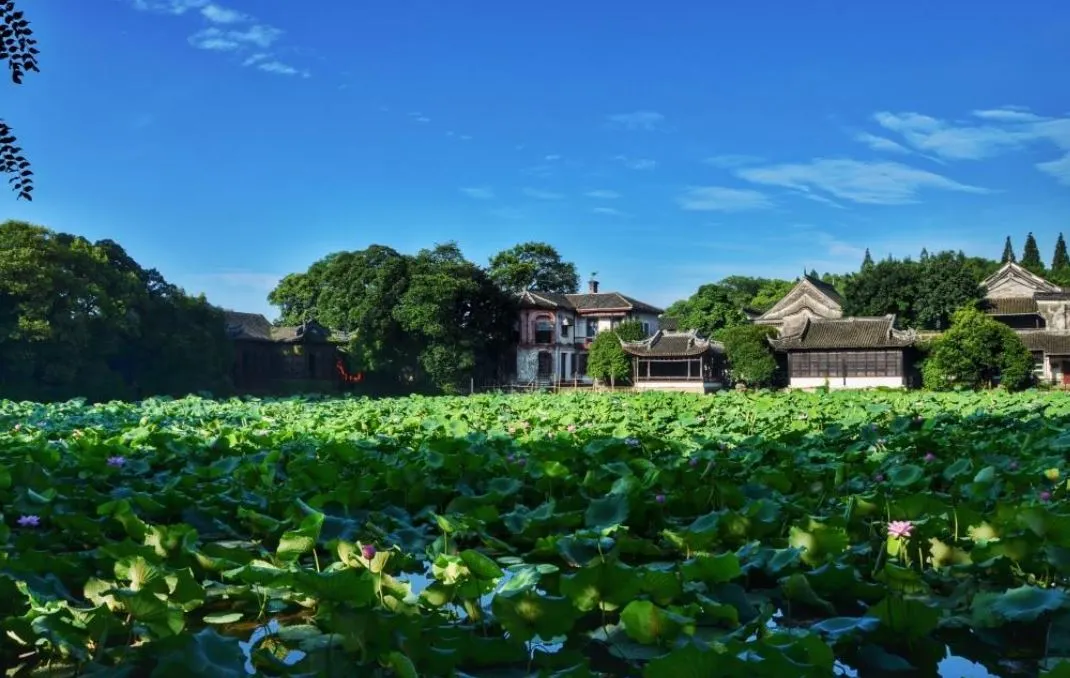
514;278;664;385
980;262;1070;384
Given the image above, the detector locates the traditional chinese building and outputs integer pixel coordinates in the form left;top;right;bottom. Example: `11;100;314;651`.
980;262;1070;384
620;330;726;393
753;274;843;333
769;315;920;389
222;311;344;393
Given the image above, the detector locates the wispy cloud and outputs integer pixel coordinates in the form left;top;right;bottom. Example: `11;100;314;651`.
545;154;562;161
242;53;309;77
592;206;630;217
854;132;911;154
460;187;495;200
131;0;307;77
614;155;657;170
864;107;1070;185
736;158;989;206
703;154;763;168
677;186;773;212
607;110;665;131
586;189;621;199
200;3;245;23
523;187;564;200
408;112;431;123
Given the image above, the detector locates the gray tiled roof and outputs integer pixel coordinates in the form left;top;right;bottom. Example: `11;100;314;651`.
982;297;1039;315
770;315;916;350
804;275;844;305
620;330;722;357
520;290;664;314
1019;331;1070;355
223;311;274;341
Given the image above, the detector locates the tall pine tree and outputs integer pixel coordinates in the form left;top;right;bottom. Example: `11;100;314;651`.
1053;233;1070;271
1001;236;1016;263
920;248;930;261
1022;232;1044;273
861;249;874;270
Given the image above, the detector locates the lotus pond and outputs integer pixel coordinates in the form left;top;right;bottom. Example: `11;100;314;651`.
2;390;1070;677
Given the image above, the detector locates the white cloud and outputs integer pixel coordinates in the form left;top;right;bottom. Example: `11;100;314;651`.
545;154;561;161
677;186;773;212
592;207;630;217
1038;153;1070;186
408;112;431;123
972;107;1044;123
242;53;308;77
523;187;564;200
131;0;208;15
200;3;245;23
614;155;657;170
703;154;763;168
736;158;989;206
460;187;495;200
131;0;305;77
873;111;1036;160
607;110;665;131
189;24;281;50
586;189;620;199
854;132;911;154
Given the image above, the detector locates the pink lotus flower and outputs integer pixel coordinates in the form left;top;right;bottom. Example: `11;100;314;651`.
17;515;40;528
887;521;914;539
924;452;936;463
874;473;885;482
1040;491;1052;503
655;494;666;504
361;544;376;560
107;456;126;467
566;424;577;433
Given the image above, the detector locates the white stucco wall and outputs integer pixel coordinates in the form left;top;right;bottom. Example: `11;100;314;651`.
788;376;906;390
633;380;720;393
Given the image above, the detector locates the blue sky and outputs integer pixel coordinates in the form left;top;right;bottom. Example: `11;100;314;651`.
6;0;1070;318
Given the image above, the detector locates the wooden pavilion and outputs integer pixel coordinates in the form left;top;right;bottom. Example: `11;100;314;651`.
620;330;726;393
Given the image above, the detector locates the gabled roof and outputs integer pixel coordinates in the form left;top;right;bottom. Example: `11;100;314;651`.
755;275;843;324
982;262;1062;298
519;290;664;315
620;330;722;357
1018;331;1070;355
223;311;275;341
770;314;917;350
981;297;1039;316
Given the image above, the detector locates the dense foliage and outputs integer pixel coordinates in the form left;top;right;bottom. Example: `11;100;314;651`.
487;241;579;294
269;242;517;393
0;1;37;201
585;323;640;384
2;390;1069;676
719;324;780;387
922;308;1035;391
0;220;233;402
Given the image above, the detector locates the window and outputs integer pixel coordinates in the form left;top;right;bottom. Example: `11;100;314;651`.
641;322;650;337
561;323;570;338
587;321;598;338
534;317;553;344
577;353;588;376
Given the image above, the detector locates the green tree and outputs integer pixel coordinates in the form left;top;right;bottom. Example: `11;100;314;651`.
719;325;779;387
586;329;631;385
842;258;921;326
664;283;750;337
1021;232;1044;274
614;319;647;342
1053;233;1069;271
922;307;1034;391
487;241;579;294
0;220;232;400
861;248;874;270
919;248;930;261
0;1;37;201
913;251;984;330
1001;236;1016;263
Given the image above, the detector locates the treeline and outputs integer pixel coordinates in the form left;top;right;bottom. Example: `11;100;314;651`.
664;233;1068;337
0;220;234;402
268;241;580;394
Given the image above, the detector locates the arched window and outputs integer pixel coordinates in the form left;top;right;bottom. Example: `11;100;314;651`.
533;316;554;344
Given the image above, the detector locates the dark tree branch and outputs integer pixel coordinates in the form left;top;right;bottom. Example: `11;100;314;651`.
0;1;39;201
